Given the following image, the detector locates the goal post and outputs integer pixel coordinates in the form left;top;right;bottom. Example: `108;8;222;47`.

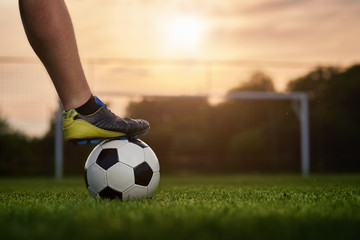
54;91;310;177
226;91;310;177
55;100;64;179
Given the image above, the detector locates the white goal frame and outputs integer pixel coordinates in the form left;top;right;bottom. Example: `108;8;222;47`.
226;91;310;177
54;91;310;178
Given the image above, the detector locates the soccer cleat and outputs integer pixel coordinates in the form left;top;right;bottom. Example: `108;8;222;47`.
62;96;150;144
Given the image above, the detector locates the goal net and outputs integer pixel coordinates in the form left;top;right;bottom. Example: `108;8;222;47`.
0;57;310;177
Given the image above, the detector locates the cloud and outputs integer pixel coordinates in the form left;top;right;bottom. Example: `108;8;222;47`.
4;0;359;61
204;0;360;60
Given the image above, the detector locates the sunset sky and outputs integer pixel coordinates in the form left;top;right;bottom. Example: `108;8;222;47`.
2;0;360;61
0;0;360;135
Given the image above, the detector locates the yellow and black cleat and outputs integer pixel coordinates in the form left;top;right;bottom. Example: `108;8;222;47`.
62;97;150;145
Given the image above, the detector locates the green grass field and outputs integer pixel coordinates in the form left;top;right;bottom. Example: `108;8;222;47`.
0;175;359;240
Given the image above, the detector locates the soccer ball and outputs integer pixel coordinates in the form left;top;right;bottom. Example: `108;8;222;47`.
84;139;160;200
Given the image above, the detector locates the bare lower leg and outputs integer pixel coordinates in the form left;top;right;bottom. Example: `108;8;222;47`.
19;0;91;110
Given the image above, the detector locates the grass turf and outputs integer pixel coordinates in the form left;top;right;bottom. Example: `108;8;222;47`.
0;175;359;240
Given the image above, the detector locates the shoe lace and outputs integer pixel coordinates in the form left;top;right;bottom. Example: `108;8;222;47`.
105;106;131;122
102;106;120;121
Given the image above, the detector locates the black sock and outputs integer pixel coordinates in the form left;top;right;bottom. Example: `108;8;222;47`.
75;95;101;115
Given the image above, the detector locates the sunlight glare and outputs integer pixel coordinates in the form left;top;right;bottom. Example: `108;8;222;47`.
164;15;205;51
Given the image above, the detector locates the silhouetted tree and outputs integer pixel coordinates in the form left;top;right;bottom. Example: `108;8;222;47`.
208;71;298;172
229;71;275;92
287;65;360;171
0;112;47;175
127;97;211;173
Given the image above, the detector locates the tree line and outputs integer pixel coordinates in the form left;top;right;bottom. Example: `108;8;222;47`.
0;64;359;175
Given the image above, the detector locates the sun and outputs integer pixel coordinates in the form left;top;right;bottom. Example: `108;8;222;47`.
163;15;205;51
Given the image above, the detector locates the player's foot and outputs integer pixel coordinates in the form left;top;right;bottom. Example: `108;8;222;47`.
62;96;150;144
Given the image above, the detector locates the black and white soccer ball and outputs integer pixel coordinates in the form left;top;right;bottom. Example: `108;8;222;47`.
84;139;160;200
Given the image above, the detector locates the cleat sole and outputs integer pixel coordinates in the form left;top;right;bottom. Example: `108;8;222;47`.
69;128;150;145
76;140;88;145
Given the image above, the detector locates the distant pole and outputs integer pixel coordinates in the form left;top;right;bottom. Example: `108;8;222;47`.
300;94;310;177
206;63;212;96
55;100;63;179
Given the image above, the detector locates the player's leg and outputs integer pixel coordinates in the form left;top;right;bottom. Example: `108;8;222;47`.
19;0;90;110
19;0;149;144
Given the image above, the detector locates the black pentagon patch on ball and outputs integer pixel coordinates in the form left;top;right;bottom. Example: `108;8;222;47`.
96;149;119;170
130;139;148;149
99;187;123;200
134;162;153;186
